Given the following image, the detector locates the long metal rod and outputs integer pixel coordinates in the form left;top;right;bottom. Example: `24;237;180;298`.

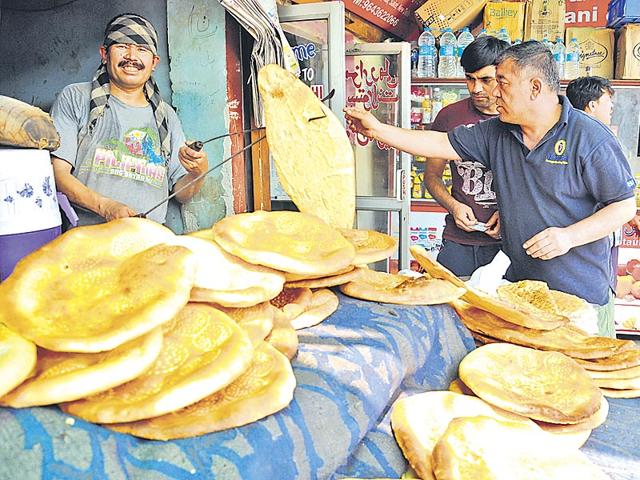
188;127;265;151
138;134;267;218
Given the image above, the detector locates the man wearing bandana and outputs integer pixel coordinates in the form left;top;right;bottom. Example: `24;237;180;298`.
51;13;208;227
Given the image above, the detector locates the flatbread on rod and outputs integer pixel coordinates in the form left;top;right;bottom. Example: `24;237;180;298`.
0;324;37;398
390;390;536;480
108;342;296;440
0;218;196;353
168;234;285;307
62;304;254;424
409;245;568;330
431;416;610;480
212;211;356;276
339;269;465;305
1;328;163;408
339;229;397;265
451;300;635;360
258;64;355;229
459;343;602;424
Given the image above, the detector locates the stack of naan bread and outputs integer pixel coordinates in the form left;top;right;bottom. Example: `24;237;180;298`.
411;245;640;399
0;212;405;440
391;343;611;479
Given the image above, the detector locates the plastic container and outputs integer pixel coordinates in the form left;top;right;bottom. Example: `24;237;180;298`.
431;87;443;121
552;36;565;80
456;27;475;77
417;26;437;78
496;27;511;45
438;28;457;78
565;37;581;80
542;33;554;51
0;148;61;280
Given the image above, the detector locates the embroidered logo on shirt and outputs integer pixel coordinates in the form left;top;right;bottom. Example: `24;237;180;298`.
546;139;569;165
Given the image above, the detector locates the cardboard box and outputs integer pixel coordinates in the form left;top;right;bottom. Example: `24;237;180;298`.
524;0;566;42
484;2;526;41
565;27;614;78
565;0;610;28
415;0;489;33
615;23;640;80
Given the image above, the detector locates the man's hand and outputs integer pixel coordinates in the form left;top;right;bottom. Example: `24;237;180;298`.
179;143;208;177
344;106;382;139
523;227;572;260
450;202;478;232
485;211;501;239
99;198;137;221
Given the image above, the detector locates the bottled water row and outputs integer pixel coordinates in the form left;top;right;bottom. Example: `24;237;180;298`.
414;27;580;80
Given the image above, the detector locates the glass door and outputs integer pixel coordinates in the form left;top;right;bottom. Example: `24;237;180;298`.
346;42;411;271
273;1;346;202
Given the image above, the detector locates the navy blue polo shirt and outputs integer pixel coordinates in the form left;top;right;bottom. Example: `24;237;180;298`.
448;96;635;305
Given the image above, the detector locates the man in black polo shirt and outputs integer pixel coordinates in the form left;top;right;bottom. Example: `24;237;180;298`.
345;41;636;337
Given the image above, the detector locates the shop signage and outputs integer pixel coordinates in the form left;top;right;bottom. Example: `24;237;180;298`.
565;0;610;27
343;0;422;40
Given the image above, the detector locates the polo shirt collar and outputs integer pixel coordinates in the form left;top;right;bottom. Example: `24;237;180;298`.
504;94;571;147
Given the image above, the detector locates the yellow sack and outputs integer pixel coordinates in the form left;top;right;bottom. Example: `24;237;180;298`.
0;95;60;150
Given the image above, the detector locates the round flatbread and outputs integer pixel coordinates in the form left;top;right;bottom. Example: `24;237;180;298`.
339;229;397;265
534;395;608;434
270;287;313;320
340;269;465;305
448;378;474;396
290;289;339;330
107;342;296;440
451;300;634;360
0;218;196;352
284;265;355;283
168;235;285;307
62;304;254;423
575;348;640;371
215;302;276;345
212;211;355;275
258;64;355;229
410;245;568;330
284;267;364;289
391;391;536;480
266;312;299;360
0;324;37;398
1;329;163;407
432;416;610;480
594;375;640;390
600;387;640;398
459;343;602;424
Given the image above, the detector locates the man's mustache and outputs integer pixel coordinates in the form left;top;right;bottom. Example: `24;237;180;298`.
117;60;144;70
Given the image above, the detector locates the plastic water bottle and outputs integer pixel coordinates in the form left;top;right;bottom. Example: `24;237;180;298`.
410;40;419;78
496;27;511;45
513;38;522;45
417;26;437;78
438;28;457;78
477;29;488;38
456;27;475;77
431;88;442;122
552;36;565;80
542;33;553;51
565;37;581;80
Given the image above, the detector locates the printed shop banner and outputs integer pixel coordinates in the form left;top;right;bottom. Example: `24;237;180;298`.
344;0;422;40
565;0;610;28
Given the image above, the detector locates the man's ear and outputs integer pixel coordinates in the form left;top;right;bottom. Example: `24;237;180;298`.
530;77;542;99
586;100;597;113
99;45;108;64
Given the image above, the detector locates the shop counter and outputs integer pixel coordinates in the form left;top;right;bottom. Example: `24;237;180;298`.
0;294;474;479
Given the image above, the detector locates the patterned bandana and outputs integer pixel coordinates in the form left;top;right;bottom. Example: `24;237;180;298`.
88;14;170;163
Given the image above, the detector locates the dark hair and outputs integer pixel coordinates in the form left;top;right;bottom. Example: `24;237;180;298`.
565;76;615;111
460;36;510;74
496;41;560;93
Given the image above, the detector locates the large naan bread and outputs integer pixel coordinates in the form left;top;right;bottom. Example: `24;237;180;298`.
339;229;397;265
290;288;339;330
431;416;610;480
258;64;355;229
168;234;285;307
451;300;634;360
391;391;536;480
410;245;568;330
284;266;364;289
62;304;254;423
575;348;640;371
214;302;276;345
0;324;36;398
107;342;295;440
0;218;196;352
213;211;355;276
1;329;162;407
340;269;465;305
459;343;602;424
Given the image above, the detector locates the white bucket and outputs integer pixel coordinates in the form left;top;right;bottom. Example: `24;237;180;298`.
0;147;61;235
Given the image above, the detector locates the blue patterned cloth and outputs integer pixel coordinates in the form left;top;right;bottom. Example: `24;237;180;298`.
0;293;475;479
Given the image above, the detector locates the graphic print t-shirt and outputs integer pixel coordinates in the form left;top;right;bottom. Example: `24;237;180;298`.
51;82;187;225
431;97;499;246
